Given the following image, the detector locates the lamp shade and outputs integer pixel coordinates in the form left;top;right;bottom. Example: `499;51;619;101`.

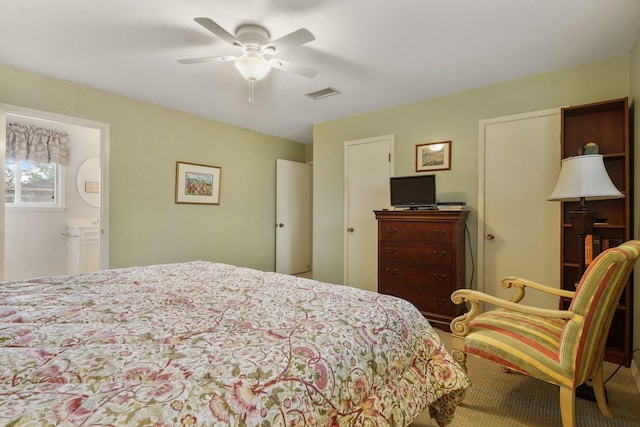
234;53;271;82
548;154;624;201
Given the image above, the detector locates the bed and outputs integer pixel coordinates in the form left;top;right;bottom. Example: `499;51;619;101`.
0;261;469;426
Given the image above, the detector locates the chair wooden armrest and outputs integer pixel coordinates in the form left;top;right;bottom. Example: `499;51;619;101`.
447;241;640;426
501;276;575;303
450;288;574;337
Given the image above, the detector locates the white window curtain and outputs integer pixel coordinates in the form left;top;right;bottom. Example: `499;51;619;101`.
6;123;70;165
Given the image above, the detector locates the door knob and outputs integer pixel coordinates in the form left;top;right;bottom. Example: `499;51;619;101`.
347;227;354;233
277;223;284;228
486;234;495;240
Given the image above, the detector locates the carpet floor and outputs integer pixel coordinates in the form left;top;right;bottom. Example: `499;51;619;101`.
410;330;640;426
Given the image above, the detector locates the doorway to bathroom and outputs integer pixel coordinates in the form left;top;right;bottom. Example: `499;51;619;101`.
1;105;109;280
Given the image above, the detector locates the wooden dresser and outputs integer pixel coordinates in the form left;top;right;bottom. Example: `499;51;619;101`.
374;209;468;329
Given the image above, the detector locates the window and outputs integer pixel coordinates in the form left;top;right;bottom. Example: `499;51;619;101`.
5;159;65;208
5;122;70;208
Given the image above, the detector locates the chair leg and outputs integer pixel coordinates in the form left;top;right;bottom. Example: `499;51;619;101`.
591;363;613;418
559;387;575;427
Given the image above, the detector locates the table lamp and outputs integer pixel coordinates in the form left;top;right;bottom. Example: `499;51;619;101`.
548;154;624;285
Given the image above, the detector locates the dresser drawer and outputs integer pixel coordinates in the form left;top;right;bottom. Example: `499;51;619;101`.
381;283;454;314
379;221;452;244
379;260;452;286
375;210;468;329
379;241;452;264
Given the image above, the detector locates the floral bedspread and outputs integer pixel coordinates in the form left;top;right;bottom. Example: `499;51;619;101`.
0;261;469;426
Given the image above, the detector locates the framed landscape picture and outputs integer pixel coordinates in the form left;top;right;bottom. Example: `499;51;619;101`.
175;161;221;205
416;141;451;172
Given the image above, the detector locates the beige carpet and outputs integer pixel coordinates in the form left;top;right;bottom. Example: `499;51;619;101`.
411;331;640;426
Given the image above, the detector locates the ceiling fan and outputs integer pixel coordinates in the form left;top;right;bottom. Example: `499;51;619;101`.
179;18;318;102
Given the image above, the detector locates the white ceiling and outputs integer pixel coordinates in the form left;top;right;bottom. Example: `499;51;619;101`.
1;0;639;143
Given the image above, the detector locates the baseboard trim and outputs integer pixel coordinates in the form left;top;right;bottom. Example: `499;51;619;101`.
632;358;640;396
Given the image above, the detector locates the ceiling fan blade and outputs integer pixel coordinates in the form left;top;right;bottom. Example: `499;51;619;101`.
270;59;318;78
266;28;315;54
178;55;239;64
194;17;242;47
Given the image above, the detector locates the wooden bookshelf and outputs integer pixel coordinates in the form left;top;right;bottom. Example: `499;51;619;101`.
559;97;632;367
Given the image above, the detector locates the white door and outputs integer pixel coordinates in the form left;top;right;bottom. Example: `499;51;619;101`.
344;135;394;292
478;108;561;309
276;159;311;274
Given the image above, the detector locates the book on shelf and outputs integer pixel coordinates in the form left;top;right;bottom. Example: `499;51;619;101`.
601;238;622;251
585;234;602;265
593;234;601;257
585;234;593;264
585;235;624;264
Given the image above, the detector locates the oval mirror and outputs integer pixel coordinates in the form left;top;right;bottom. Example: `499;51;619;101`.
76;157;100;207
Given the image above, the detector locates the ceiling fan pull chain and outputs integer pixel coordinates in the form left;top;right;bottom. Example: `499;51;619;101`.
249;79;255;103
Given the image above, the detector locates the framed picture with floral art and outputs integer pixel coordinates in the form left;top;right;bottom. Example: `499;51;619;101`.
175;161;221;204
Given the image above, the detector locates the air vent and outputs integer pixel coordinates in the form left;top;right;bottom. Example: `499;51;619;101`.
305;87;341;100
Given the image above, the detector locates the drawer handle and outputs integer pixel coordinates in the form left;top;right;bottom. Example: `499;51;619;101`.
432;273;447;281
433;297;447;306
433;250;447;258
384;247;398;254
384;290;398;296
432;229;447;236
385;227;397;234
385;267;397;275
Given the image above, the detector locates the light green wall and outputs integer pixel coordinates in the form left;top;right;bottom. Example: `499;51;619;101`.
313;56;630;287
0;64;306;271
305;143;313;163
630;29;640;375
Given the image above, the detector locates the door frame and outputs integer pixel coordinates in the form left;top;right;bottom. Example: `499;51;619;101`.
477;107;560;296
0;103;110;278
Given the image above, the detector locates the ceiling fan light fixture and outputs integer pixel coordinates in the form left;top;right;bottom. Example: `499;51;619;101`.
234;52;271;82
182;18;318;103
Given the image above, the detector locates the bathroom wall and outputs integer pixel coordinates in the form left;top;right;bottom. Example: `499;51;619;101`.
4;114;100;280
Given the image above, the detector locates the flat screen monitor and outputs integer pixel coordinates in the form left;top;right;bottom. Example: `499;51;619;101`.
390;174;436;209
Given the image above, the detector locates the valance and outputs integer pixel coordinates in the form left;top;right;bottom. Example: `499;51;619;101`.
6;123;70;165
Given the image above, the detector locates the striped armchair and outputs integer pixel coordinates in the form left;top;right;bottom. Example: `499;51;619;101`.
450;240;640;427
